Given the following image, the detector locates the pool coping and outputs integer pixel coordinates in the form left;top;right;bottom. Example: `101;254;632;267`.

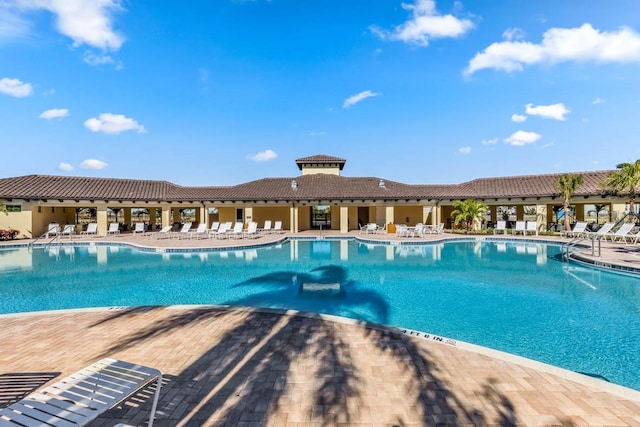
2;304;639;403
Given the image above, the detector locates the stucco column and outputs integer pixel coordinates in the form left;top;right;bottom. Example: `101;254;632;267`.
202;206;209;227
611;202;626;222
385;206;394;226
434;205;442;225
536;204;547;233
149;208;157;230
340;206;349;233
161;206;171;228
124;208;132;229
290;205;298;233
96;204;108;236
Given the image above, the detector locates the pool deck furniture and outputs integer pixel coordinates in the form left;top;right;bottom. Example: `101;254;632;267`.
106;223;120;237
562;221;588;238
80;223;98;237
0;358;161;427
525;221;538;236
493;220;507;235
132;222;146;235
604;222;635;242
512;221;526;236
60;224;76;239
585;222;615;240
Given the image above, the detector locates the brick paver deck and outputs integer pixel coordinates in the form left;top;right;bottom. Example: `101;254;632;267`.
1;307;639;426
1;231;639;426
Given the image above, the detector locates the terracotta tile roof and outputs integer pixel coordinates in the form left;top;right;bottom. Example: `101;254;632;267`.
0;175;177;201
450;170;612;199
295;154;346;170
0;170;615;203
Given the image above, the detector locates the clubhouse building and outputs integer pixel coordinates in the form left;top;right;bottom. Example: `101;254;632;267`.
0;154;624;238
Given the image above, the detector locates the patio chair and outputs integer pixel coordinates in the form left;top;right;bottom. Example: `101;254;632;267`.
585;222;615;240
207;221;220;237
562;221;588;238
213;222;231;239
493;220;507;235
132;222;146;235
366;223;378;234
155;225;174;239
604;222;635;242
106;223;120;236
229;222;245;239
190;223;208;239
0;358;162;427
512;221;526;236
434;223;444;234
525;221;538;236
45;223;60;238
176;222;193;239
60;224;76;238
627;228;640;245
81;223;98;236
262;220;272;234
244;221;259;239
273;221;283;233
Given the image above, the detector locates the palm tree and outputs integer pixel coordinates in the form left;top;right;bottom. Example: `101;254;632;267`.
600;159;640;222
450;199;489;232
555;173;584;233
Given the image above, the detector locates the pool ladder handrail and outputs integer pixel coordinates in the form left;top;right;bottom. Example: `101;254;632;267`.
562;235;600;261
28;230;62;252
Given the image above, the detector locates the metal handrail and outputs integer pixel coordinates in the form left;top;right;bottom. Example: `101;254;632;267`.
562;234;601;261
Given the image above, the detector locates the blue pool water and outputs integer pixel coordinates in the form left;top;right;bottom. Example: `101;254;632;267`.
1;239;639;391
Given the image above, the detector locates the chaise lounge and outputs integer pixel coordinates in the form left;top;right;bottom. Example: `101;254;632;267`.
0;358;162;427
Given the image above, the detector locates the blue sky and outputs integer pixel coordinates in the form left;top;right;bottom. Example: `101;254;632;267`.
1;0;640;185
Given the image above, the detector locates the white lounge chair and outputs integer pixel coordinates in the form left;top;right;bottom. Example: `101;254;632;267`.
60;224;76;238
207;221;220;237
106;223;120;236
229;222;245;239
604;222;635;242
513;221;526;236
244;221;259;239
627;228;640;245
262;220;272;234
585;222;615;240
0;358;162;427
81;223;98;236
562;221;588;238
525;221;538;236
493;220;507;235
45;223;60;238
155;225;174;239
132;222;146;235
213;222;231;239
273;221;283;233
190;223;208;239
177;222;193;239
366;223;378;234
434;223;444;234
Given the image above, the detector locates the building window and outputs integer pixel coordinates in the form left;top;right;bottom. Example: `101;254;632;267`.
5;205;21;212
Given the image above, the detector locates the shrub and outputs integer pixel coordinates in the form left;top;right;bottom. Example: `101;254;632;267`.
0;229;19;240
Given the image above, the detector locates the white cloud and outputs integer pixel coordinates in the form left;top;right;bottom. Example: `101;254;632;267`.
57;162;73;171
248;149;277;162
83;51;114;65
511;113;527;122
343;90;380;108
502;27;525;41
39;108;69;119
458;146;471;154
504;130;541;146
592;97;604;104
84;113;146;134
525;103;570;120
481;138;498;145
465;23;640;75
0;77;33;97
15;0;125;51
0;4;31;38
370;0;474;46
80;158;107;169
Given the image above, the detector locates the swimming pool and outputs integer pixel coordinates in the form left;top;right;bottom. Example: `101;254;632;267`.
1;239;639;391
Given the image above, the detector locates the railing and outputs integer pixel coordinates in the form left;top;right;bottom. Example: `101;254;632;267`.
562;235;600;262
28;231;62;252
